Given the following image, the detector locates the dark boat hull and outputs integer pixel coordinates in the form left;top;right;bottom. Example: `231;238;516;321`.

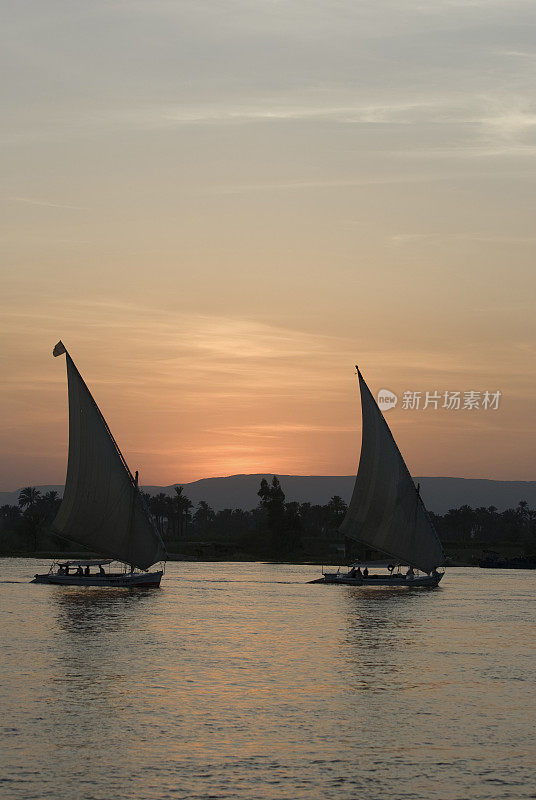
310;572;443;587
31;570;163;588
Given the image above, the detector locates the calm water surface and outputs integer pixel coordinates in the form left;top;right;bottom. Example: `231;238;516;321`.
0;560;534;800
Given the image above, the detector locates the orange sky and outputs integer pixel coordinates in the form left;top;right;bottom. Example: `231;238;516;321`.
1;1;535;489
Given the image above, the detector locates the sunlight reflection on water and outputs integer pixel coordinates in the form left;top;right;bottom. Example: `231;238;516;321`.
1;561;535;799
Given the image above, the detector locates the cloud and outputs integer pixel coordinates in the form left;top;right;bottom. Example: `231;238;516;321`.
390;232;536;246
12;197;88;211
212;423;361;440
160;99;456;127
0;299;353;399
480;106;536;143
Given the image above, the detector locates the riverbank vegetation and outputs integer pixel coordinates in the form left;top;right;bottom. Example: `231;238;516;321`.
1;477;535;565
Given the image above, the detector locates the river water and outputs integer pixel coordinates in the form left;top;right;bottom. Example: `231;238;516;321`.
0;560;534;800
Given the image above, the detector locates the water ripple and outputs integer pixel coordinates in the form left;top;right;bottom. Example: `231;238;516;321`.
0;561;535;799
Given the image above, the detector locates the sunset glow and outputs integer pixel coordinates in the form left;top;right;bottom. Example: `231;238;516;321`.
1;1;535;489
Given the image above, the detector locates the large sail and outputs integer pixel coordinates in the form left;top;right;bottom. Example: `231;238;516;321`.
339;369;444;573
53;346;166;569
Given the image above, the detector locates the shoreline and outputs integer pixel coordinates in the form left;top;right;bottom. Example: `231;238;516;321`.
0;551;478;567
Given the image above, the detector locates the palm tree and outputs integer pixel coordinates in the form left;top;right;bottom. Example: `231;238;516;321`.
0;504;21;526
174;487;193;537
327;495;348;524
43;490;59;503
18;487;44;551
41;491;61;518
18;487;41;510
150;493;170;536
193;500;215;534
517;500;529;534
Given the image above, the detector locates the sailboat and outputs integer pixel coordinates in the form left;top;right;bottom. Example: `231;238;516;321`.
32;342;166;587
312;367;445;588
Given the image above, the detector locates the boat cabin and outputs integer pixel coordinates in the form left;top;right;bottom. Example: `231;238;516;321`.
53;559;113;577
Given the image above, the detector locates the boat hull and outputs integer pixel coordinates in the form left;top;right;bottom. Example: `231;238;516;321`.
31;570;163;588
310;572;444;587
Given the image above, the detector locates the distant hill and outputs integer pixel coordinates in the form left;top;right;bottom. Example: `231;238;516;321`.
1;475;535;515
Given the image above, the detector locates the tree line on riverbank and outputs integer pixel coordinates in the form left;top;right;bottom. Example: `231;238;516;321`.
1;477;535;561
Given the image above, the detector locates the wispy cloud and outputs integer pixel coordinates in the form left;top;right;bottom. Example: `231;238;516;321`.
160;99;455;127
390;231;536;246
481;108;536;143
5;92;536;164
12;197;88;211
206;174;457;195
0;300;354;399
212;422;360;440
391;233;434;245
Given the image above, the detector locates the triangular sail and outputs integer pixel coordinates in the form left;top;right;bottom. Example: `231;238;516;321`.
53;347;166;569
339;369;444;573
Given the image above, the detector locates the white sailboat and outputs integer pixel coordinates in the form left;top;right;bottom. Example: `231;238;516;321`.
313;367;445;588
32;342;166;587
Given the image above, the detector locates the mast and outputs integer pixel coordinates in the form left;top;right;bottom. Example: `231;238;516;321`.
126;470;139;572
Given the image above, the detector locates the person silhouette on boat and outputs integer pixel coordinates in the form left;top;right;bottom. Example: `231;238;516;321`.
98;565;105;576
406;567;415;580
362;567;369;577
76;565;83;576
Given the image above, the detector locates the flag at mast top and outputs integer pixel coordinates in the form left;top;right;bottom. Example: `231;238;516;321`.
53;341;66;357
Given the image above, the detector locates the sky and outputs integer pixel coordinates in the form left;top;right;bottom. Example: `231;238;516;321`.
1;0;535;489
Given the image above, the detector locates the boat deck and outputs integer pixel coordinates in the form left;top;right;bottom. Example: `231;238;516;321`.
310;572;443;587
31;570;163;588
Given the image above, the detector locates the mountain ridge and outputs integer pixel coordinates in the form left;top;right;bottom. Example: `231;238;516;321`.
1;475;535;515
